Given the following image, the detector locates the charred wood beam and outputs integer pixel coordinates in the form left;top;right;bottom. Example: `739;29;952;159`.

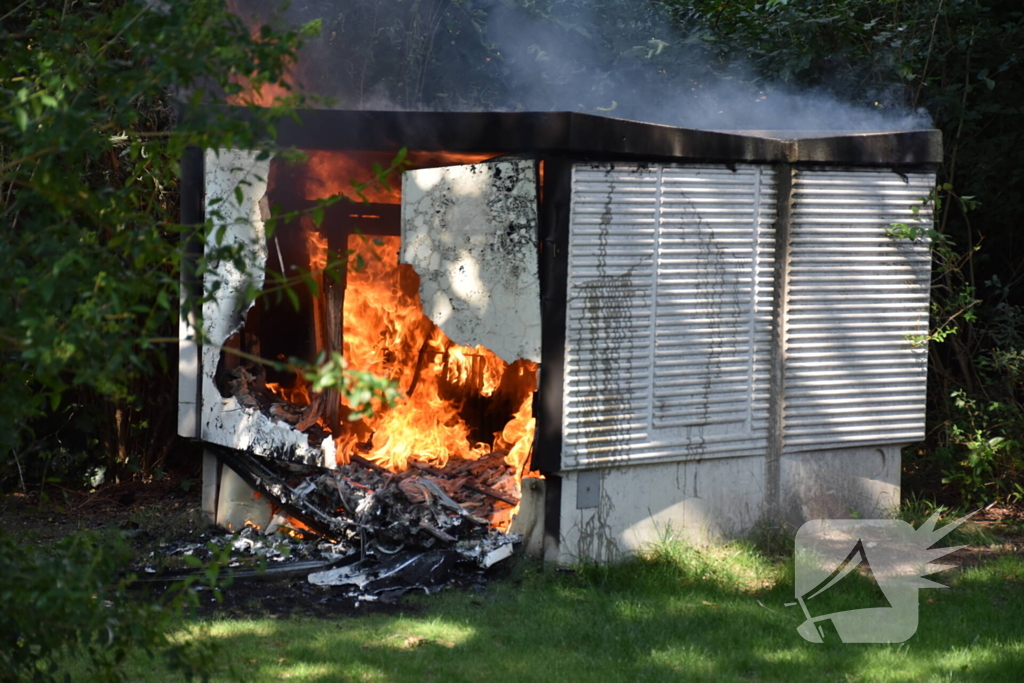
323;228;345;433
349;453;390;476
464;483;519;507
408;459;519;506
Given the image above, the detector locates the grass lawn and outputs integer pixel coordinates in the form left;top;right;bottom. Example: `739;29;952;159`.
111;529;1024;683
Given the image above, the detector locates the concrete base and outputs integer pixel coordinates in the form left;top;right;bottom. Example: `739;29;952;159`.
508;477;546;558
201;441;902;565
551;445;902;565
779;446;901;528
201;450;220;524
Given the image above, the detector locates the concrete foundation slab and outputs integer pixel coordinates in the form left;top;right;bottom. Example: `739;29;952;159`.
552;445;903;565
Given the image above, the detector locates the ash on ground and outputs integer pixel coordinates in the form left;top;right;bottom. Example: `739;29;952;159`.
136;446;522;610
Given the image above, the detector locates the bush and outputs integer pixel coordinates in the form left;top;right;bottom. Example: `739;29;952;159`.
0;530;226;682
0;0;322;483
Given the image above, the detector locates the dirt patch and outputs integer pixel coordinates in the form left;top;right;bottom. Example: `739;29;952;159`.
0;480;204;545
135;574;421;619
942;505;1024;569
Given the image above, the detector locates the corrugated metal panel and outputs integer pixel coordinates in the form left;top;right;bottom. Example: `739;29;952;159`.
784;169;934;451
562;164;777;469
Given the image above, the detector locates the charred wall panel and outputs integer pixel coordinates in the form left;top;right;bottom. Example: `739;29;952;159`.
401;160;542;364
198;149;335;466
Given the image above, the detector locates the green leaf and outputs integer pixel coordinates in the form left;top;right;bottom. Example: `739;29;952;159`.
285;287;300;311
15;107;29;131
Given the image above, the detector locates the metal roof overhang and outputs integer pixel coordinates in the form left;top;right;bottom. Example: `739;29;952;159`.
189;107;941;168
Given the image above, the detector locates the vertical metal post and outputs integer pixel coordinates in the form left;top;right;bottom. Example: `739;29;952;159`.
180;146;220;522
766;163;794;522
179;145;205;439
534;157;572;474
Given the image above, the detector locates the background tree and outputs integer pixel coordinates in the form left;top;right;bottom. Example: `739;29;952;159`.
1;3;316;678
0;0;321;486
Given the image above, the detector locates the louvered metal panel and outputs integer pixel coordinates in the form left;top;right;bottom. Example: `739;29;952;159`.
784;170;934;451
562;164;777;469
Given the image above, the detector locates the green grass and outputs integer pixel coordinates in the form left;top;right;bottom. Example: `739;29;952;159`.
100;535;1024;683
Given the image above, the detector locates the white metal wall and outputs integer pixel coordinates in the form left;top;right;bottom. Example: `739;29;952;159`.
783;169;933;452
562;164;777;469
562;163;934;471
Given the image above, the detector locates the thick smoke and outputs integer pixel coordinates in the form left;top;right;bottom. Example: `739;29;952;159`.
242;0;931;133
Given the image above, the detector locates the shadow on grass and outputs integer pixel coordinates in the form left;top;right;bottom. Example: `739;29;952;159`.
172;540;1024;683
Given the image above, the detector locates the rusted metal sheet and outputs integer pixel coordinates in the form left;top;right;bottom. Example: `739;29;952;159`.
783;169;934;451
561;164;778;469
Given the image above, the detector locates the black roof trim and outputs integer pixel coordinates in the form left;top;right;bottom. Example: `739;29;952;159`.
200;107;942;166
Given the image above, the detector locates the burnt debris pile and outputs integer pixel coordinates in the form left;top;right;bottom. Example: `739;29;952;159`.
205;445;519;601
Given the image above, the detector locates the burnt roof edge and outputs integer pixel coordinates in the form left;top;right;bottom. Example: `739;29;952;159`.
192;106;941;166
785;130;942;166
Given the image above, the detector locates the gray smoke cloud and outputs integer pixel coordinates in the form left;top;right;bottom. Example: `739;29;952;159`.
245;0;931;134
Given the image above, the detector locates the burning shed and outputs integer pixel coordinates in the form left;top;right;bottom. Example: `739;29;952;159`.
179;109;940;564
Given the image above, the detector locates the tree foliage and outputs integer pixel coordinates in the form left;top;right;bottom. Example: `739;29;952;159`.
0;0;323;480
0;1;323;678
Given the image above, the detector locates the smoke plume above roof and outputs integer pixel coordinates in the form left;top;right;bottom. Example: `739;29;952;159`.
237;0;931;134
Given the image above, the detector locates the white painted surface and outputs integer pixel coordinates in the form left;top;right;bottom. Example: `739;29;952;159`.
198;149;335;466
561;163;933;470
401;160;542;364
562;164;777;469
784;170;934;452
177;307;199;437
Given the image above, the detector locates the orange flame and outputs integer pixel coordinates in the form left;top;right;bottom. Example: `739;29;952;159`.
266;374;313;406
267;151;539;531
335;234;538;528
303;151;498;203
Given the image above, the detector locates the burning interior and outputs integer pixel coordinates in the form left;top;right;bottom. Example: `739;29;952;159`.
222;150;539;529
180;110;941;574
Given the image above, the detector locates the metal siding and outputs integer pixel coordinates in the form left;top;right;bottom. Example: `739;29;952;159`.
562;164;776;469
784;170;934;451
